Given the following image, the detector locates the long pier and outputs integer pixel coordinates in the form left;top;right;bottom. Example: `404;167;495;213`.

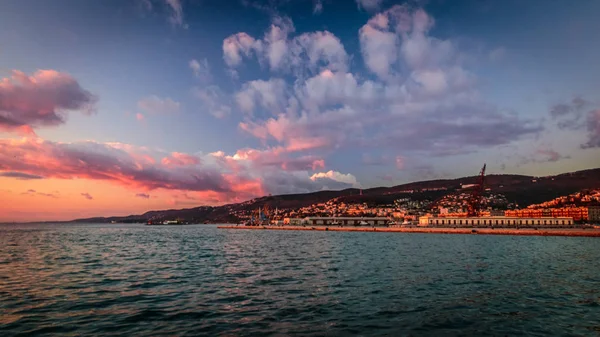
217;225;600;237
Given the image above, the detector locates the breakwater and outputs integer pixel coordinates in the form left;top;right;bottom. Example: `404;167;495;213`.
218;225;600;237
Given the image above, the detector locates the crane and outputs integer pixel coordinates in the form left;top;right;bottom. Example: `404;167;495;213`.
466;163;486;217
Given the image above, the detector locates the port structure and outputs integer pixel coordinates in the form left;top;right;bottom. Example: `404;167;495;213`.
466;163;487;217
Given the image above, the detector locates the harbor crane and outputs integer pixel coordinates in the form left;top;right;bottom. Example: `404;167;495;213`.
466;163;487;217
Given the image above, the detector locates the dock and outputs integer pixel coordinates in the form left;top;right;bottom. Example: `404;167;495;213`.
217;225;600;237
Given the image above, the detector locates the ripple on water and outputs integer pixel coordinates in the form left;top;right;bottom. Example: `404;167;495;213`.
1;224;599;336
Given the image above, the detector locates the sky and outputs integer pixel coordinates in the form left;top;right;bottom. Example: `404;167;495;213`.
1;0;599;222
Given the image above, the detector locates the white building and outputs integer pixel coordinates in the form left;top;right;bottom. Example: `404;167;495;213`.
419;216;574;227
284;217;392;226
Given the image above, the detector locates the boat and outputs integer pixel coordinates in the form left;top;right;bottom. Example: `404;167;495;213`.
359;220;369;226
146;219;184;225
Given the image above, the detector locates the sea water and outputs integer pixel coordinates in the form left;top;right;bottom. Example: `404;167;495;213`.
1;223;599;336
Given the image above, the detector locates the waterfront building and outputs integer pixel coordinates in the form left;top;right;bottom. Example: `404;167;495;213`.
418;216;574;227
589;206;600;223
284;217;392;226
505;207;588;221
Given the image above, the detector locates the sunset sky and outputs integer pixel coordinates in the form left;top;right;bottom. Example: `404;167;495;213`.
1;0;599;222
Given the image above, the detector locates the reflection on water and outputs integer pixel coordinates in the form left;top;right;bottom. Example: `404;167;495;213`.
1;223;599;336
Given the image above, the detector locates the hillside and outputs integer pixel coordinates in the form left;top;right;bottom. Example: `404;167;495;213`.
71;167;600;223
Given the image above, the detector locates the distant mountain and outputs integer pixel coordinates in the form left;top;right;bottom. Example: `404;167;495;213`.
71;167;600;223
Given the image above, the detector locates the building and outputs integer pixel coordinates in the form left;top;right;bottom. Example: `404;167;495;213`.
284;217;392;226
505;207;588;222
589;206;600;223
418;216;574;227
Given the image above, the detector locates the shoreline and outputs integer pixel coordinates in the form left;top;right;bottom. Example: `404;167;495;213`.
217;225;600;237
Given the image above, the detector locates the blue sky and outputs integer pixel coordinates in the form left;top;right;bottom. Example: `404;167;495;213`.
1;0;599;220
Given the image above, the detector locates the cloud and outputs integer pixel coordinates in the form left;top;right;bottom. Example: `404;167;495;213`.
193;86;232;118
136;193;151;199
80;192;93;200
516;147;570;166
356;0;383;12
0;171;44;180
37;192;58;198
137;96;180;114
362;154;391;166
21;189;58;198
165;0;186;28
313;0;323;14
213;147;326;172
136;113;145;121
223;32;261;67
549;96;588;121
0;69;96;133
235;78;288;115
548;96;600;148
0;137;357;205
310;170;361;189
140;0;153;11
161;152;200;167
189;58;212;83
231;9;540;158
581;109;600;149
395;156;405;169
0;138;229;193
378;174;394;182
535;149;568;162
489;47;507;62
223;17;348;74
359;6;456;80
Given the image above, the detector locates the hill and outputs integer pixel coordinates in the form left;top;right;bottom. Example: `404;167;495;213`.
71;167;600;223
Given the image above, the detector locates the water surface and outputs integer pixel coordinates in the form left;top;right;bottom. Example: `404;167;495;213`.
1;223;599;336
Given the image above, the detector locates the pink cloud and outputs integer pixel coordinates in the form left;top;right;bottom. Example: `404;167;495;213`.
136;113;145;121
311;159;325;170
0;69;96;133
137;96;180;114
395;156;405;169
161;152;200;167
225;147;325;172
0;138;228;193
285;137;331;152
378;174;394;182
0;137;349;205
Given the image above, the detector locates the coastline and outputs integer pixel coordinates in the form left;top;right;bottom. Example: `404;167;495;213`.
217;225;600;237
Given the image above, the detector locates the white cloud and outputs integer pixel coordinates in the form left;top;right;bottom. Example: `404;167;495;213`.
359;24;398;79
310;170;361;188
235;78;288;115
223;17;349;75
229;6;541;164
165;0;186;28
189;58;211;83
223;32;261;67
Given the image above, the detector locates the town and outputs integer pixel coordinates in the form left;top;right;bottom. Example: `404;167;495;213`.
232;188;600;227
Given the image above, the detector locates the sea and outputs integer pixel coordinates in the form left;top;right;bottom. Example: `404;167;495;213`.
1;223;599;336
